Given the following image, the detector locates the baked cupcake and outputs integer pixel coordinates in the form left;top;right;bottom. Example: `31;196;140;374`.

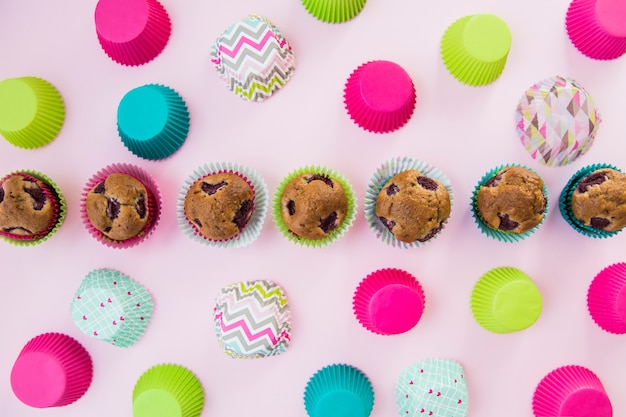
364;157;453;248
559;164;626;238
81;163;161;248
0;170;66;246
471;165;548;242
177;162;268;248
272;166;356;247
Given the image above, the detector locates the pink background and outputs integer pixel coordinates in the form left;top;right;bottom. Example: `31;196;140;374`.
2;0;626;416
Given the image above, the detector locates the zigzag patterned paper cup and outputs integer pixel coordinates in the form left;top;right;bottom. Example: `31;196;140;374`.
213;280;291;358
587;262;626;334
566;0;626;60
210;15;296;102
301;0;367;23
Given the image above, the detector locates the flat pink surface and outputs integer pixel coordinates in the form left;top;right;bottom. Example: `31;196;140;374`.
356;61;414;112
1;1;626;417
561;389;613;417
94;0;149;42
10;352;66;408
596;0;626;37
369;285;424;334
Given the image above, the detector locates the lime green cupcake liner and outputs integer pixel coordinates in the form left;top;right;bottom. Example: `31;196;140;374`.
301;0;367;24
471;164;549;243
559;163;621;239
272;165;356;248
0;169;66;247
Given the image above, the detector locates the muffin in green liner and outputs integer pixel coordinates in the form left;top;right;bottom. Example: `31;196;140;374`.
471;164;548;243
364;156;453;248
559;163;625;239
0;170;66;246
301;0;367;24
272;166;356;248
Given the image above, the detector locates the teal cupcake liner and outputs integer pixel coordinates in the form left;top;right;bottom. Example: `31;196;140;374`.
272;165;357;248
559;163;622;239
471;164;549;243
304;363;374;417
364;156;454;248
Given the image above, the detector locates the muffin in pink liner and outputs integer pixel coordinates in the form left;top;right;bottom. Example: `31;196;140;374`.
353;268;425;335
80;163;161;249
10;332;93;408
344;60;417;133
566;0;626;60
177;162;268;248
94;0;171;66
587;262;626;334
532;365;612;417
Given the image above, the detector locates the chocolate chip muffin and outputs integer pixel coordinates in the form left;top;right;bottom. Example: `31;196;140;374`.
0;173;58;239
571;168;626;232
184;172;254;241
477;166;547;234
375;169;451;243
85;173;149;241
280;173;348;240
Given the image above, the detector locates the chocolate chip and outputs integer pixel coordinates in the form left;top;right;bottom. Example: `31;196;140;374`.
3;226;31;234
497;213;519;231
93;182;106;194
104;227;112;233
0;186;4;204
233;199;253;230
201;180;227;196
135;194;146;219
193;218;203;228
286;200;296;216
106;198;121;220
23;186;47;210
386;183;399;196
590;217;611;230
379;217;396;232
307;174;333;188
484;173;503;187
417;225;442;242
319;211;339;233
538;194;547;215
577;172;608;193
416;176;438;191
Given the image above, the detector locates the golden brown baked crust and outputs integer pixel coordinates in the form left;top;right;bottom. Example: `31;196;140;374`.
184;172;254;241
85;173;149;241
0;174;55;238
477;166;546;234
280;173;347;240
571;168;626;232
375;169;451;243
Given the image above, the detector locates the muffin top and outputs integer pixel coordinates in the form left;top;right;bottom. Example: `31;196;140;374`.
0;173;56;239
571;168;626;232
184;172;254;241
375;169;451;243
85;173;149;241
280;173;348;240
477;166;546;234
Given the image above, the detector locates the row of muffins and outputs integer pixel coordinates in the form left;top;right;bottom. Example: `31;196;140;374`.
2;158;625;248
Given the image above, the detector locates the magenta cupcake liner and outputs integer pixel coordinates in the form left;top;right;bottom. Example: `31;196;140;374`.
587;262;626;334
80;163;161;249
566;0;626;60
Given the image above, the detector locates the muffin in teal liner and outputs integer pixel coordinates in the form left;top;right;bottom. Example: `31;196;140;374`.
177;162;268;248
559;163;626;239
364;156;453;248
0;170;66;247
273;166;356;248
304;363;374;417
471;164;548;243
71;268;153;348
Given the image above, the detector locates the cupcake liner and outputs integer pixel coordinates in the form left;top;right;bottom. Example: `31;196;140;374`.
133;364;204;417
558;163;622;239
343;60;416;133
441;14;512;86
272;165;357;248
353;268;425;335
364;156;453;248
470;266;542;334
210;15;296;102
80;163;161;249
532;365;612;417
95;0;172;66
213;280;291;359
177;162;268;248
566;0;626;60
11;332;93;408
396;359;468;417
587;262;626;334
470;164;549;243
117;84;190;160
71;268;153;348
0;170;66;247
0;76;65;149
301;0;367;23
304;363;374;417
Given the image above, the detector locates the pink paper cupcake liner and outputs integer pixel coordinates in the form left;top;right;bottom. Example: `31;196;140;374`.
566;0;626;60
587;262;626;334
10;332;93;408
80;163;161;249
